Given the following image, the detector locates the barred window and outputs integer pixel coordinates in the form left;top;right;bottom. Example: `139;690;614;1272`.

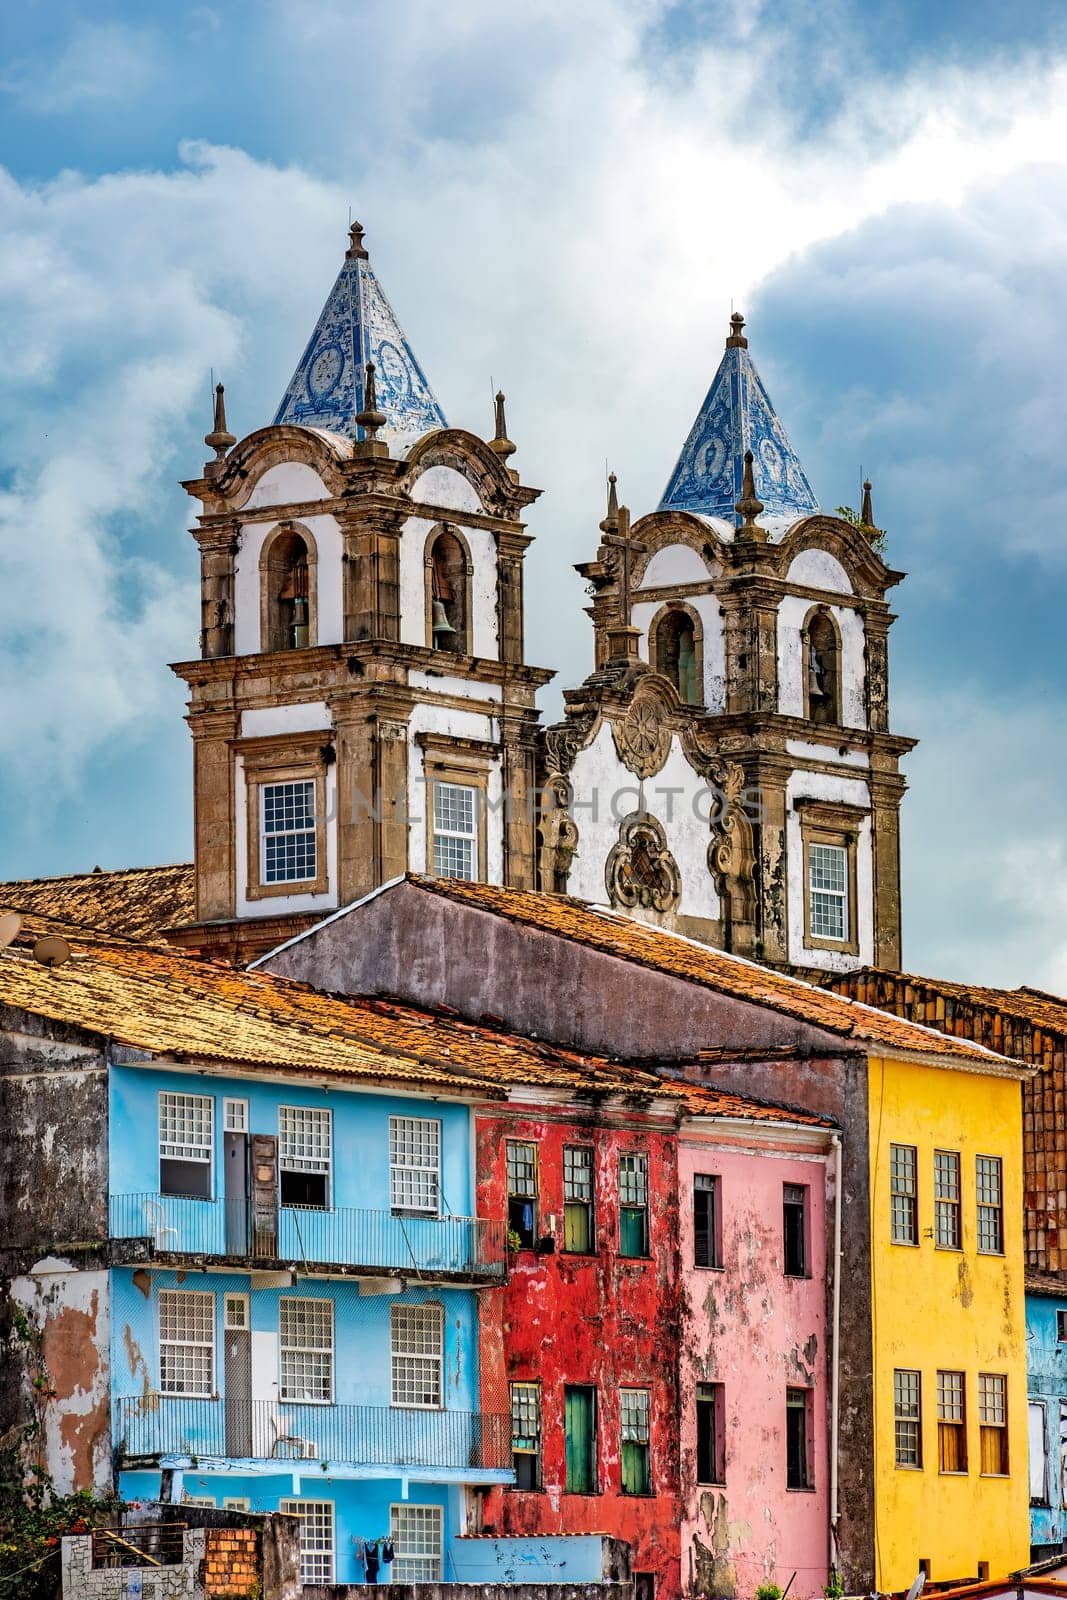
280;1500;334;1586
279;1106;331;1208
619;1153;650;1258
159;1092;213;1199
261;780;317;885
391;1303;444;1408
563;1145;594;1253
937;1370;967;1473
280;1298;334;1403
511;1381;542;1490
934;1150;961;1249
979;1373;1009;1475
159;1289;215;1397
390;1116;441;1215
808;843;848;941
890;1144;918;1245
894;1369;922;1468
432;782;477;881
976;1157;1004;1254
390;1504;443;1583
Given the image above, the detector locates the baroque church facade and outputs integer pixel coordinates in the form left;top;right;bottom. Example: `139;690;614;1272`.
172;224;913;970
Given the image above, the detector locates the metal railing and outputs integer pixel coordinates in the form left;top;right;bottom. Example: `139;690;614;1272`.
114;1397;511;1473
108;1195;506;1278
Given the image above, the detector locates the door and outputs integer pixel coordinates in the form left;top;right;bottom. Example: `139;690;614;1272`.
251;1134;279;1259
223;1100;249;1256
564;1385;596;1493
224;1294;252;1457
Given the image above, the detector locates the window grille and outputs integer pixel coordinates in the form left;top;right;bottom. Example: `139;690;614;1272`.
280;1500;334;1586
391;1303;444;1408
159;1093;213;1163
432;783;477;881
279;1107;332;1173
280;1298;334;1403
390;1504;443;1582
890;1144;918;1244
976;1156;1004;1254
934;1151;962;1249
261;780;317;884
389;1117;441;1215
808;843;848;941
159;1289;215;1397
894;1369;922;1467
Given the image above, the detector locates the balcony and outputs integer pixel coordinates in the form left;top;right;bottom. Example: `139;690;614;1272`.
108;1195;506;1281
113;1397;511;1480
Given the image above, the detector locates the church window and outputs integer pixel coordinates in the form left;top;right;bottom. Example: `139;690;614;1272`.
261;780;317;885
507;1140;539;1249
808;843;848;942
432;781;478;880
803;609;841;726
799;805;860;956
652;608;701;705
263;527;314;653
427;529;469;654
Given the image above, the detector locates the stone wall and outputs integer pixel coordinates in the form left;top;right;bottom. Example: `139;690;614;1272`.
62;1508;301;1600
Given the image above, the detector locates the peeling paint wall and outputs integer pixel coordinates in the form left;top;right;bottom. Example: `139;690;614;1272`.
678;1133;831;1599
10;1265;112;1495
475;1107;682;1599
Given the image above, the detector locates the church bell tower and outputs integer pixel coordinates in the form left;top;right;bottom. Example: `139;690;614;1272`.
541;312;914;974
171;223;552;961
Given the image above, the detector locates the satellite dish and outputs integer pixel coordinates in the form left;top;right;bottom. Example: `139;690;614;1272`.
905;1573;927;1600
32;935;71;969
0;911;22;948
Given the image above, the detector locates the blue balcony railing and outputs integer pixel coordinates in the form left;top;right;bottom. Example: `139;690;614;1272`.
108;1195;506;1278
113;1396;511;1474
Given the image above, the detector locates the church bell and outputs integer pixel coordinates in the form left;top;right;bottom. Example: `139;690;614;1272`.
431;599;457;644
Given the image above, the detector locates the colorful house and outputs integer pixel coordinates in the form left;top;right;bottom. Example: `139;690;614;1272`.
1025;1275;1067;1560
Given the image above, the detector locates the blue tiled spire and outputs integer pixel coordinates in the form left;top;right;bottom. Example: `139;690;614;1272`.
659;313;818;531
274;222;447;452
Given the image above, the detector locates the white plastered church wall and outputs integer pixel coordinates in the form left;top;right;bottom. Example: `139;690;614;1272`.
245;461;331;510
405;703;504;881
785;769;874;971
565;724;720;923
234;508;344;655
234;751;339;918
631;544;726;710
777;589;866;729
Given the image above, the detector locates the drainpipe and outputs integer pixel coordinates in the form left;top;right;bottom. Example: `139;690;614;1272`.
830;1132;843;1574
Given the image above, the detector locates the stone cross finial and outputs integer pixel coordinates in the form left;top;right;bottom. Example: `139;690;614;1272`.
603;504;647;628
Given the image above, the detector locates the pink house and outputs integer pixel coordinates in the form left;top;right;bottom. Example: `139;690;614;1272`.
678;1101;838;1600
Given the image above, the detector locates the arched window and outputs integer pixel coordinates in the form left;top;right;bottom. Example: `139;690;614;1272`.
804;609;841;726
426;529;469;654
263;527;314;653
653;609;700;705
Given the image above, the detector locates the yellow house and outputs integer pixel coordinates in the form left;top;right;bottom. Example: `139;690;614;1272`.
869;1051;1031;1588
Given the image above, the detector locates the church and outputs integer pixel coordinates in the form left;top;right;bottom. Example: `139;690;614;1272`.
171;221;912;971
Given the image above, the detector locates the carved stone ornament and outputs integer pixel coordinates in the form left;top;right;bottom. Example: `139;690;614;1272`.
538;774;581;894
543;707;600;779
706;760;757;949
612;689;673;779
605;811;682;914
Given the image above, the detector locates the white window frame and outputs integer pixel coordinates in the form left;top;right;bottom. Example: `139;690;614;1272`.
808;841;849;942
223;1098;248;1135
391;1302;444;1409
279;1297;334;1404
390;1503;443;1582
280;1499;334;1586
260;778;318;886
279;1105;333;1201
223;1497;251;1511
158;1091;214;1181
159;1288;216;1398
224;1293;249;1332
432;781;478;881
389;1116;441;1216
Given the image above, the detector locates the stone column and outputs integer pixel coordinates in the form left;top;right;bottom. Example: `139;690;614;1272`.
190;710;240;921
332;695;411;904
495;531;529;667
340;507;405;642
869;766;906;969
197;523;237;659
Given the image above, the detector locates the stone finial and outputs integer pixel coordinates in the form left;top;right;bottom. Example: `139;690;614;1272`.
861;478;874;526
204;382;236;471
599;472;619;535
735;449;767;539
352;360;389;459
347;220;369;259
489;389;516;460
726;311;748;350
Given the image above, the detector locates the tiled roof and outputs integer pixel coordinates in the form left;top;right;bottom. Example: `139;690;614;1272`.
1025;1271;1067;1299
0;863;194;943
831;967;1067;1037
405;877;1024;1073
0;912;829;1129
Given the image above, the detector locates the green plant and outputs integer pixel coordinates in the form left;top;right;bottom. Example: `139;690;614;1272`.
506;1228;523;1253
836;504;887;556
824;1569;844;1600
756;1584;784;1600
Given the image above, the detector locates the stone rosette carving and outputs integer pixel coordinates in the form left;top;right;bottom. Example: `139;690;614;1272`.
605;811;682;914
612;689;673;779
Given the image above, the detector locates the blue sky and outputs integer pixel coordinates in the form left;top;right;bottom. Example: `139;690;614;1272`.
2;0;1066;986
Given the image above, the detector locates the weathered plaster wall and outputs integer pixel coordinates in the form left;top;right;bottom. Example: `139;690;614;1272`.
867;1055;1029;1587
475;1107;682;1599
678;1132;831;1599
11;1264;111;1495
1026;1289;1067;1556
785;771;874;972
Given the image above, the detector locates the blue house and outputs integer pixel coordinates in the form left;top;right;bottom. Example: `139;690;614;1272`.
1027;1276;1067;1561
108;1062;510;1585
